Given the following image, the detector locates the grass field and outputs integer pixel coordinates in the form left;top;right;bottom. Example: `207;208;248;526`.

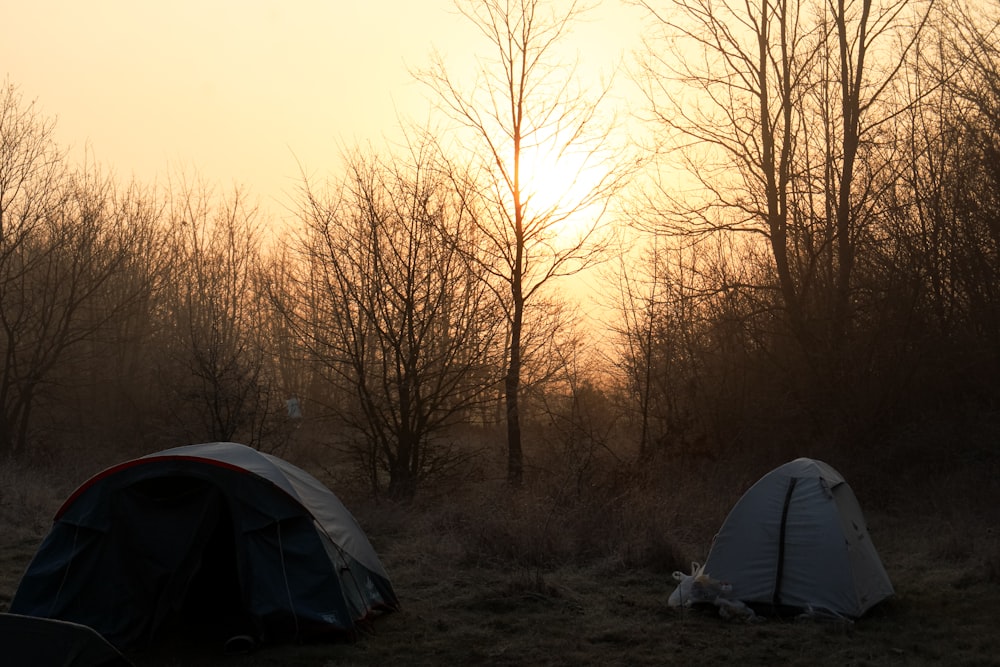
2;437;999;667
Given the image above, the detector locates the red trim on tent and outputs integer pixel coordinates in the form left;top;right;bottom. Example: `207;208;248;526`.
54;455;265;520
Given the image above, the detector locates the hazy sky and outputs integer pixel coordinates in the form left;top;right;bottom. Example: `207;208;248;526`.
4;0;646;219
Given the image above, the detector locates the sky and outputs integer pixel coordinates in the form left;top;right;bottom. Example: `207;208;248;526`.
3;1;648;221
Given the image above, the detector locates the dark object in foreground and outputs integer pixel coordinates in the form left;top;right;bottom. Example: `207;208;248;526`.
223;633;257;655
10;442;399;651
0;612;133;667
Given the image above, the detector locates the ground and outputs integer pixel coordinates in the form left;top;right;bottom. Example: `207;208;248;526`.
2;454;999;667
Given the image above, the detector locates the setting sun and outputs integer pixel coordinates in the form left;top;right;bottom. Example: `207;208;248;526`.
517;141;614;243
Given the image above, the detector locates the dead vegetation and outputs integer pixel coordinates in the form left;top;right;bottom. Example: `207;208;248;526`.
2;425;999;667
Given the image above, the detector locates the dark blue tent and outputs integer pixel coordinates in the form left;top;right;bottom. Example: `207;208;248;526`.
10;442;398;649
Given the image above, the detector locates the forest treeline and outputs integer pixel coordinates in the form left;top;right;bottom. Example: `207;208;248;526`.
1;0;998;501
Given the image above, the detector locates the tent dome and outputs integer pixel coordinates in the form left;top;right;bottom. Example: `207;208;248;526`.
702;457;892;618
11;442;398;649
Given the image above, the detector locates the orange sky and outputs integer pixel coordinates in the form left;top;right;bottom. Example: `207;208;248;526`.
3;1;646;220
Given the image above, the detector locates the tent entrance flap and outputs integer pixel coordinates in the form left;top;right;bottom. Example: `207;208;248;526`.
116;476;246;645
172;488;250;642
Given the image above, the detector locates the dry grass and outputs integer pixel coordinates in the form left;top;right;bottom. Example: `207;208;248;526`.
0;461;77;615
2;440;1000;667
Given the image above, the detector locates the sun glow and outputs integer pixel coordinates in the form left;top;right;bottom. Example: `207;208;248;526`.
516;142;612;244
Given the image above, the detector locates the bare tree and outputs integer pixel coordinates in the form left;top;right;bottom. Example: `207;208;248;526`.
636;0;933;354
417;0;634;486
158;179;276;446
44;171;171;457
611;231;764;460
287;139;505;501
611;239;678;458
0;82;161;457
936;1;1000;351
887;0;1000;397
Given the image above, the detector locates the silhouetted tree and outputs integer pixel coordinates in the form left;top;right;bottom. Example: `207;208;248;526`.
884;0;1000;407
0;82;160;457
418;0;634;486
635;0;934;431
158;180;276;446
288;140;505;501
637;0;932;345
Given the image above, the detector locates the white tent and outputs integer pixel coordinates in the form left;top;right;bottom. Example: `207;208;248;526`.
702;457;893;618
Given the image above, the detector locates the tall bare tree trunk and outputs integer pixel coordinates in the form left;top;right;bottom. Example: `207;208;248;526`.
417;0;630;488
506;269;524;486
